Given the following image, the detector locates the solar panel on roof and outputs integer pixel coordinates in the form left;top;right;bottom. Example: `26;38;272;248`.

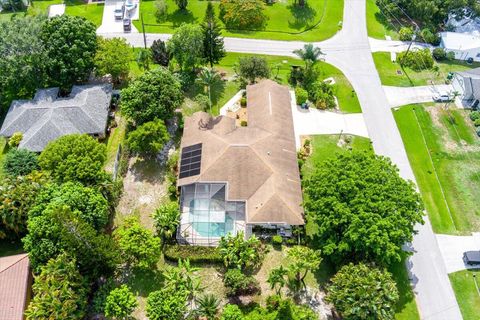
179;143;202;178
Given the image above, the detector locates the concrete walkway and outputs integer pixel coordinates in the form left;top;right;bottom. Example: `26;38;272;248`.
384;84;454;108
369;37;433;53
99;1;462;318
437;233;480;273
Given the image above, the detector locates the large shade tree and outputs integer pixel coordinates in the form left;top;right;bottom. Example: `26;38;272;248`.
167;23;204;72
126;119;170;157
121;67;184;125
39;134;106;185
95;37;133;84
40;15;97;91
0;15;47;110
326;263;399;320
304;151;424;265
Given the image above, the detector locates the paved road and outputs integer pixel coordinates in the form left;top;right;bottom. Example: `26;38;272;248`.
99;1;463;318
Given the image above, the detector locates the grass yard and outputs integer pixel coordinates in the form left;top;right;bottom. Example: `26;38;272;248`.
0;0;103;27
373;52;480;87
301;134;419;320
135;0;343;41
393;104;480;234
449;269;480;320
104;114;127;173
366;0;398;40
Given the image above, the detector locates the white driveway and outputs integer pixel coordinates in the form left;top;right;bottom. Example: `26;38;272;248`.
384;84;454;108
97;0;138;34
436;233;480;273
369;37;433;53
291;106;369;150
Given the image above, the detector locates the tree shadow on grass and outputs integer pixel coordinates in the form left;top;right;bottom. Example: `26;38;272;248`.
130;157;167;184
389;255;416;315
374;11;398;34
169;9;197;27
287;3;317;30
126;267;165;297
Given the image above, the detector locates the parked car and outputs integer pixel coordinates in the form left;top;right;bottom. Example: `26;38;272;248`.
114;2;124;20
463;251;480;265
433;94;453;103
123;18;131;32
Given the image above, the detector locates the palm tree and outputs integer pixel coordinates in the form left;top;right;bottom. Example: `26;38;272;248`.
293;44;324;67
267;266;288;296
195;294;220;320
196;67;222;114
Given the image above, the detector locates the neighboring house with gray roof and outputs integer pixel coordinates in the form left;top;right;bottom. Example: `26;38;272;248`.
452;67;480;106
0;84;112;152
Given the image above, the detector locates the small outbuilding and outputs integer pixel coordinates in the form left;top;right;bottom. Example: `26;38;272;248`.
0;84;112;152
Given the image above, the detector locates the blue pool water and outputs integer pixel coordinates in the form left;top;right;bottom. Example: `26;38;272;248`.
192;215;234;237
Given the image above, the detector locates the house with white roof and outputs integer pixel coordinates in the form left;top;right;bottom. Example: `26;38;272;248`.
439;31;480;62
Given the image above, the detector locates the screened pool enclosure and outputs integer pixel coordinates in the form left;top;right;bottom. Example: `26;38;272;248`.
177;183;246;246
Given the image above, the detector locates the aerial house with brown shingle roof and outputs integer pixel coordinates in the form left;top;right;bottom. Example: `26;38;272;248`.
177;80;304;246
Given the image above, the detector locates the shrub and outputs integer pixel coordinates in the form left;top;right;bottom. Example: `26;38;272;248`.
223;268;260;296
164;245;223;263
399;27;414;41
219;0;267;29
221;304;243;320
295;87;308;105
397;49;434;71
266;294;282;311
3;149;39;177
420;28;440;45
104;285;138;319
8;132;23;148
447;51;456;60
432;48;447;61
309;81;336;109
240;97;247;107
155;0;168;22
470;111;480;121
271;235;283;246
474;119;480;127
240;120;248;127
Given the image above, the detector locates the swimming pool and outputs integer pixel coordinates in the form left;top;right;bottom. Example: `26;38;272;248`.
191;215;235;237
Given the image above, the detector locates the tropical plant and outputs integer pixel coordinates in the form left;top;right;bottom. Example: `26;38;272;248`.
286;246;321;289
3;148;39;177
146;286;188;320
295;87;308;105
152;202;180;242
218;232;263;270
164;259;202;302
195;294;220;320
398;27;414;41
398;49;434;71
121;67;184;125
326;263;399;320
304;151;424;265
221;304;243;320
151;39;170;66
104;285;138;319
223;268;260;296
8;132;23;148
167;23;204;72
95;37;133;84
196;67;222;113
25;253;87;320
237;56;270;84
267;266;288;295
202;2;226;67
113;216;162;270
136;48;152;71
38;134;106;185
293;44;324;67
127;119;170;156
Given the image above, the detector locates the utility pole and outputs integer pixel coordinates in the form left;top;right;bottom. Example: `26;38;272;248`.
141;13;147;49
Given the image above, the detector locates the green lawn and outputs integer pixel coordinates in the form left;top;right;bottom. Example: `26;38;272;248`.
449;269;480;320
366;0;398;40
0;0;103;27
135;0;343;41
104;115;127;173
301;134;419;320
373;52;480;87
394;104;480;234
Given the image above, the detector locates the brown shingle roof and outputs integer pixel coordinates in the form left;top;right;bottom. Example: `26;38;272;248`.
0;254;31;320
178;80;304;225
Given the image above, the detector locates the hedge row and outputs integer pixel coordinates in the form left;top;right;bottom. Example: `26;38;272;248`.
163;244;223;264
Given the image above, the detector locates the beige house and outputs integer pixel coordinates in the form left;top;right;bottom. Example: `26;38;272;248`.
177;80;304;245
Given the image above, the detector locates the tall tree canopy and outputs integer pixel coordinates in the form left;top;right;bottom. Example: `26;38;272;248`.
38;134;106;185
326;263;399;320
40;15;97;91
121;67;184;124
202;2;226;67
0;15;47;110
304;151;424;265
29;182;110;231
167;23;204;72
237;56;270;84
126;119;170;156
25;253;88;320
95;37;133;84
